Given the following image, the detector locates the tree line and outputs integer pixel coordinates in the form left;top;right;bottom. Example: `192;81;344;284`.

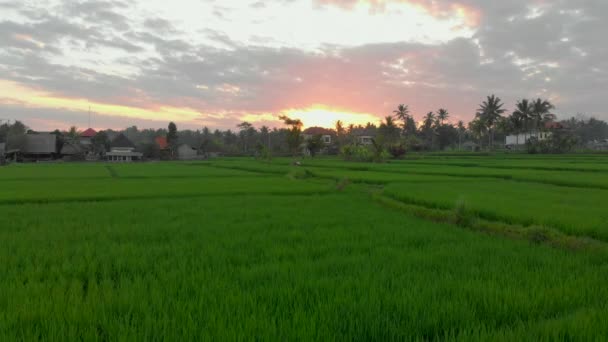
2;94;608;159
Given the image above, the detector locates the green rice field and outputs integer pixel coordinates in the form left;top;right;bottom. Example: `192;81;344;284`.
2;155;608;340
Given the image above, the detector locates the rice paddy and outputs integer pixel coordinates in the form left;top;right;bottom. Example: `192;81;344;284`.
2;155;608;340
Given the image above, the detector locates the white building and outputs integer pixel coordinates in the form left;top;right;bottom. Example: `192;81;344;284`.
177;144;199;160
506;132;552;146
106;133;142;162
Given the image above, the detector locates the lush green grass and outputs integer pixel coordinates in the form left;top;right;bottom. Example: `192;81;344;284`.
2;156;608;339
383;180;608;241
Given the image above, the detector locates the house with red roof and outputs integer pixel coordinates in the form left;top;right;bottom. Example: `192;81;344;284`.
79;128;97;145
155;136;169;150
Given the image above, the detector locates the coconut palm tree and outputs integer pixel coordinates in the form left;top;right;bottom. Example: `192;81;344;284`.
468;118;486;146
457;120;466;150
477;95;506;149
379;116;400;144
393;104;410;135
512;99;533;140
437;108;449;125
423;111;436;129
531;98;556;132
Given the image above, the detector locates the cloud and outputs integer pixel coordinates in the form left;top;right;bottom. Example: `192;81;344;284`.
0;0;607;131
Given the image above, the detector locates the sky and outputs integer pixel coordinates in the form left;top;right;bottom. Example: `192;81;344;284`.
0;0;607;131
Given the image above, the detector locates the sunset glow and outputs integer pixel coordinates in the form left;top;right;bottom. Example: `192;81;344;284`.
1;0;606;130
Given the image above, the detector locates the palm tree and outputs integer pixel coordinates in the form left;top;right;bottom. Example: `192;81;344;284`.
457;120;466;150
379;116;400;144
437;109;449;125
512;99;532;142
422;112;436;149
423;111;435;129
393;104;410;135
531;98;555;132
468;118;486;146
477;95;506;149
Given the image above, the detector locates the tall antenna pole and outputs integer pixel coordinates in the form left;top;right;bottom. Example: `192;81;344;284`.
88;106;91;128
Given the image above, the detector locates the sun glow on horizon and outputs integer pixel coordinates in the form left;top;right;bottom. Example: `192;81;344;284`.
284;105;380;129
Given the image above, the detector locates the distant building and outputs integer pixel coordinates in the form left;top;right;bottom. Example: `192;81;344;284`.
352;128;376;145
177;144;199;160
155;136;169;150
588;139;608;151
60;141;85;160
79;128;97;145
461;141;480;152
106;133;142;162
505;122;568;147
302;127;335;144
505;132;552;146
22;133;57;160
0;143;4;156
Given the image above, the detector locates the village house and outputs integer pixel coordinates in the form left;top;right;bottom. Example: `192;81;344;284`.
177;144;199;160
60;141;85;160
79;128;97;146
106;133;142;162
22;133;57;160
302;127;335;144
505;122;567;148
352;128;376;145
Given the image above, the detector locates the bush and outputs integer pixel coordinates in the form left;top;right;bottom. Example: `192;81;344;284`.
454;197;474;227
388;144;407;159
526;132;579;154
340;144;391;163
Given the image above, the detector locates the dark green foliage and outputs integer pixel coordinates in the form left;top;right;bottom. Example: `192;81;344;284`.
306;134;324;157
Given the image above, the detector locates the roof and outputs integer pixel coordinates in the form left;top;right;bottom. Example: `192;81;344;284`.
23;133;57;154
545;121;567;130
80;128;97;138
303;127;335;136
155;136;168;149
61;142;84;155
110;133;135;148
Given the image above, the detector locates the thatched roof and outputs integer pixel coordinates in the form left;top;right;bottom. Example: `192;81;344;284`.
24;133;57;154
110;133;135;148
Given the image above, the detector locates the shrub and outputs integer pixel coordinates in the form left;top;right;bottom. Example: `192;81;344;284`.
454;197;474;227
388;144;407;159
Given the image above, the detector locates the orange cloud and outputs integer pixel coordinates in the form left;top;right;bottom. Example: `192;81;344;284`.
0;80;205;123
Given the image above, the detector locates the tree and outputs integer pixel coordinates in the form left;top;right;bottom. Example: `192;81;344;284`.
278;115;303;156
393;104;410;135
306;134;324;157
237;121;256;154
91;131;110;154
67;126;79;141
1;121;28;150
260;125;270;149
531;98;555;132
378;116;400;145
167;122;178;158
457;120;466;150
477;95;506;149
437;108;449;125
468;118;486;146
420;112;437;149
510;99;533;145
